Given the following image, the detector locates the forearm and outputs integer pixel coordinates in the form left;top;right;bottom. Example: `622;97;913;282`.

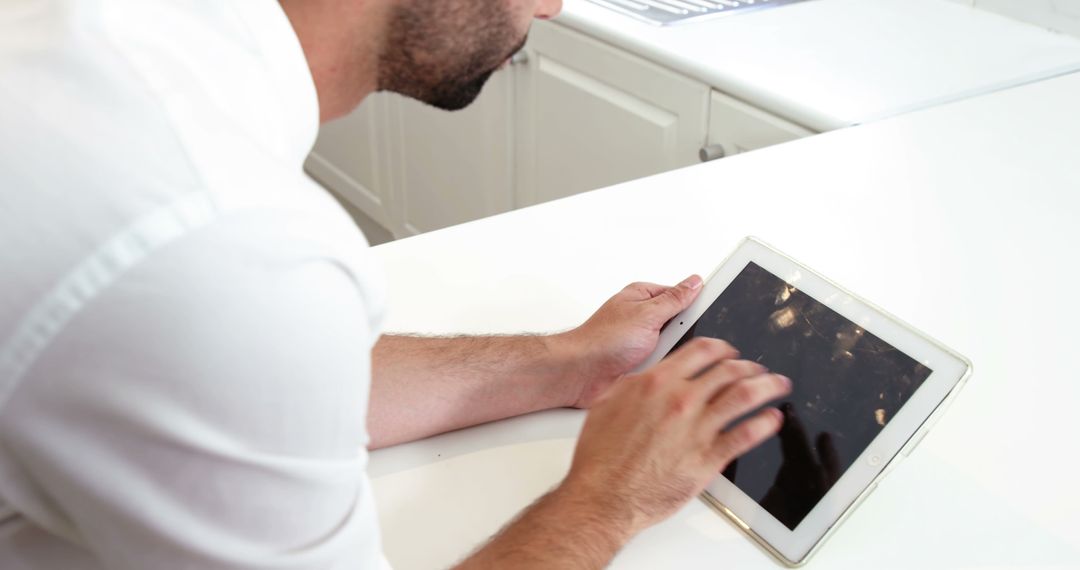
454;483;634;570
368;333;581;449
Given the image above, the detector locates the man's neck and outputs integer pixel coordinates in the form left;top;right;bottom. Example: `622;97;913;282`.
279;0;385;123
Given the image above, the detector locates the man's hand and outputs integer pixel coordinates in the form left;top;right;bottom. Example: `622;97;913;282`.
555;275;705;409
368;274;705;448
564;337;791;534
455;337;791;568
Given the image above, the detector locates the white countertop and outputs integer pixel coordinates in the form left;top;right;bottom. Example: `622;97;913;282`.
553;0;1080;131
367;71;1080;569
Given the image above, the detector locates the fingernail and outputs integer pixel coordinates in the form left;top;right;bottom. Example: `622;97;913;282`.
681;275;703;290
770;408;785;423
778;375;792;389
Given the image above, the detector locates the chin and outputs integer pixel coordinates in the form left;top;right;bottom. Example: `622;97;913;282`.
422;70;496;111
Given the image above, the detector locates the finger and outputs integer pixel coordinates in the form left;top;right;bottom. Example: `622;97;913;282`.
621;281;669;301
646;275;703;321
777;402;816;464
654;336;738;380
690;358;768;401
817;432;841;483
705;373;792;431
711;408;784;468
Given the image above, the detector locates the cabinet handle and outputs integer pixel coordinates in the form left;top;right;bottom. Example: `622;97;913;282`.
510;50;530;66
699;144;726;162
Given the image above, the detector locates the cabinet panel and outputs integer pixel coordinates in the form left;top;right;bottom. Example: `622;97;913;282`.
516;21;709;208
393;71;515;236
306;94;393;229
707;90;814;157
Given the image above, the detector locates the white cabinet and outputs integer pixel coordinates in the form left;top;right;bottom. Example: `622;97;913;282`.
306;94;395;230
514;21;710;207
706;90;814;158
307;72;515;238
390;72;515;236
306;20;816;238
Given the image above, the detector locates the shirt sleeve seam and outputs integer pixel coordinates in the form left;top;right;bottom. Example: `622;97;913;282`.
0;190;222;416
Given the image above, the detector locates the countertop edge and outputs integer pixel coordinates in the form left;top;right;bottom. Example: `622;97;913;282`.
550;1;1080;132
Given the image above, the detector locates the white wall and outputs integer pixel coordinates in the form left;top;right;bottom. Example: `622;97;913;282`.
949;0;1080;37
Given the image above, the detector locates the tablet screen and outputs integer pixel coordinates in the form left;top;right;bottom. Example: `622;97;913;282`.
670;261;933;530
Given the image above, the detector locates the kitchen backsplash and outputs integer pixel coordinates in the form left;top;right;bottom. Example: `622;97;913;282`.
949;0;1080;37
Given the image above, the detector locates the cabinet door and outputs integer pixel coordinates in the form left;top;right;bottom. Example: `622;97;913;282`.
515;21;709;208
707;90;815;157
306;94;395;230
390;70;515;237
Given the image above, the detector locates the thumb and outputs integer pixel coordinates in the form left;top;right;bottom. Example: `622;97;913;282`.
648;274;703;321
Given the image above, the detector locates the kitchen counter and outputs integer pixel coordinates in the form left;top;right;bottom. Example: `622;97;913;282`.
367;71;1080;569
553;0;1080;131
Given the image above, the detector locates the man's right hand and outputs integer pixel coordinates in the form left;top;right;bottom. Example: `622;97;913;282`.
562;337;791;537
455;337;790;569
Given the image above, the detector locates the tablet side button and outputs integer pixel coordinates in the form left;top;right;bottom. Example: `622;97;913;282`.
901;429;929;457
853;483;879;511
720;504;751;531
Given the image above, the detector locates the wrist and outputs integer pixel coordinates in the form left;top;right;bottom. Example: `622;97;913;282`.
455;476;636;570
542;330;594;408
552;475;642;544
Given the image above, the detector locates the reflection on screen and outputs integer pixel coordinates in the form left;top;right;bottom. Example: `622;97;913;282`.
670;262;932;530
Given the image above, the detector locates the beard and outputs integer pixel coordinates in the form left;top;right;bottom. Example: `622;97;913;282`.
377;0;526;111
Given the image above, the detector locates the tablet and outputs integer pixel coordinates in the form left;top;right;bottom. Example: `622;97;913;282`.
635;237;972;566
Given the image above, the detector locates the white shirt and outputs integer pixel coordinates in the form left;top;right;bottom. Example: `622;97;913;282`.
0;1;390;568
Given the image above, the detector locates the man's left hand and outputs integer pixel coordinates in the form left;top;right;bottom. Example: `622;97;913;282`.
553;275;705;408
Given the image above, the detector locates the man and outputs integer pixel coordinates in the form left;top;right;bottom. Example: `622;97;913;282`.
0;0;791;568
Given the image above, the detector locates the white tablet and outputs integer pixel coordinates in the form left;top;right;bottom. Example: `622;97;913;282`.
635;237;972;566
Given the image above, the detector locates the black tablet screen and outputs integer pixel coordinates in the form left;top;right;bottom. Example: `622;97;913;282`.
669;261;932;529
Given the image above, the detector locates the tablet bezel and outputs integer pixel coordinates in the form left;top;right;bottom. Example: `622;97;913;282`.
634;237;971;566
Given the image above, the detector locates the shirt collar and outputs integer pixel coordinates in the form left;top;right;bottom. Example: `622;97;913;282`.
228;0;320;166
